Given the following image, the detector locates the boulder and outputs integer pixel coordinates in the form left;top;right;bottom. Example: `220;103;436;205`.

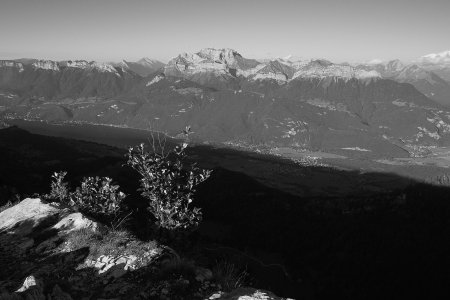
53;212;102;234
0;276;74;300
0;198;59;236
15;275;41;293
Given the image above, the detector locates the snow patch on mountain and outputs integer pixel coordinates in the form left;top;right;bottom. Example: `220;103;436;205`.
32;60;60;71
64;60;91;69
165;49;384;83
420;50;450;64
64;61;117;73
292;60;380;80
341;147;371;152
146;74;164;86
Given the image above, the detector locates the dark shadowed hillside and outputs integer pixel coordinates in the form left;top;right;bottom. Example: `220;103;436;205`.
1;127;450;299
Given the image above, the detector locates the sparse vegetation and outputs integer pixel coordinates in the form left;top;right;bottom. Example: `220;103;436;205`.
63;227;159;259
211;260;249;292
126;129;211;231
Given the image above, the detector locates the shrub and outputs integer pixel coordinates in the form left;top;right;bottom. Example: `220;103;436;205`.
126;131;211;231
47;171;70;203
45;172;127;225
71;176;126;220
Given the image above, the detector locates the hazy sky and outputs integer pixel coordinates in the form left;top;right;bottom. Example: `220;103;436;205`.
0;0;449;63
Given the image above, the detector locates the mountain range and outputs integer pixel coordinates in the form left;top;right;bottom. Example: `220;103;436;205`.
1;48;450;158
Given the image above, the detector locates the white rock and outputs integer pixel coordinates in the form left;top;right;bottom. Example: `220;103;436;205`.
52;212;102;234
0;198;60;236
115;256;128;265
210;288;292;300
16;275;40;292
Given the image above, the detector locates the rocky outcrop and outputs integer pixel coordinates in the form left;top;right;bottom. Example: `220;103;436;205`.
52;212;102;234
0;275;73;300
208;288;293;300
0;198;59;236
0;199;290;299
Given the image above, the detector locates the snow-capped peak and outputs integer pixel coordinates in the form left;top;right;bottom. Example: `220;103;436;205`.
197;48;241;63
165;48;260;78
172;48;243;70
164;49;383;83
420;50;450;64
90;62;118;73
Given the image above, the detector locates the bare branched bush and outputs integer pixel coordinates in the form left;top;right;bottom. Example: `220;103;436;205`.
212;260;249;292
126;127;211;230
47;171;70;203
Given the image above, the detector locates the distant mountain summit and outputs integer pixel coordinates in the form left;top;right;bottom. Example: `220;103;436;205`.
165;48;258;74
420;50;450;65
357;58;450;106
119;58;165;77
415;50;450;83
164;48;380;86
0;59;140;99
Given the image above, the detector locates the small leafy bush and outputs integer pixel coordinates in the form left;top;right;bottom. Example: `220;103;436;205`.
46;172;126;224
126;130;211;231
71;176;126;219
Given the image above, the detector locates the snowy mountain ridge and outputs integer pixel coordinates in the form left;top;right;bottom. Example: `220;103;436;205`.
420;50;450;65
164;48;381;82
